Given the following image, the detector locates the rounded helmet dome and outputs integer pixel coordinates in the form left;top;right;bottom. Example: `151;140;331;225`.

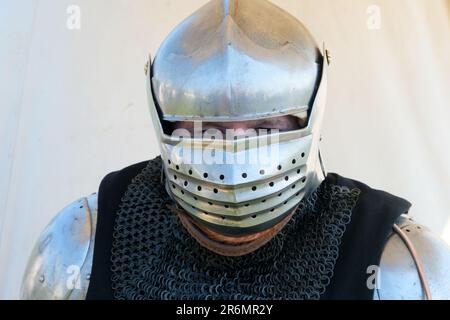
151;0;323;122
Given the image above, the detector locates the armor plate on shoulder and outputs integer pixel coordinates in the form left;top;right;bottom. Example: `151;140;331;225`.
376;215;450;300
21;194;98;300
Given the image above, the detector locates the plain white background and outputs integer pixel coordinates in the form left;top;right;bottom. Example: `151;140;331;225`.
0;0;449;299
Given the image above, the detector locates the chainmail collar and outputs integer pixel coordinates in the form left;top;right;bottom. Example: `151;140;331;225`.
110;157;361;300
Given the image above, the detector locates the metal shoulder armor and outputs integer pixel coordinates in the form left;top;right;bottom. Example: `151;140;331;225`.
21;194;98;300
376;214;450;300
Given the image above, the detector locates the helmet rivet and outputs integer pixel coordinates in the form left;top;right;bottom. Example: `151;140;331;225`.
326;50;332;65
144;61;149;75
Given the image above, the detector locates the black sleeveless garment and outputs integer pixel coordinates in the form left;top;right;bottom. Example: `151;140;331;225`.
86;157;411;300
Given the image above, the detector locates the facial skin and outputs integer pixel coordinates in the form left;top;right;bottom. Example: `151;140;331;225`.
173;115;306;135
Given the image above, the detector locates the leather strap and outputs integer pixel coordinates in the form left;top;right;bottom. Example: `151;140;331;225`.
393;224;432;300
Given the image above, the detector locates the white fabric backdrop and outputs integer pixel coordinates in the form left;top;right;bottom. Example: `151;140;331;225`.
1;0;449;299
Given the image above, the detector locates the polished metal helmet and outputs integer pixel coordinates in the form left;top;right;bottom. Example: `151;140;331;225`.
146;0;329;236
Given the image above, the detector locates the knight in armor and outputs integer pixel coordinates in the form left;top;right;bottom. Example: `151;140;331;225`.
21;0;450;300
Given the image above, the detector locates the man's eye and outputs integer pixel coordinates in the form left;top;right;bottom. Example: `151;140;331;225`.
203;129;222;133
